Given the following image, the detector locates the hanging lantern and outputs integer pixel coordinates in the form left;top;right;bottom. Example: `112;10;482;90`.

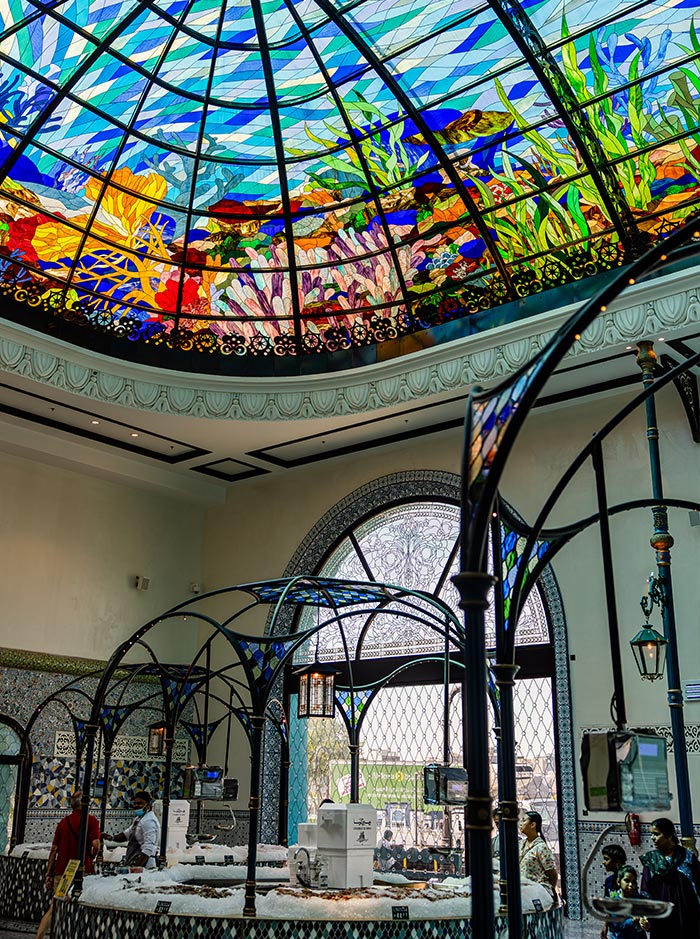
294;663;337;718
147;721;167;756
630;625;667;681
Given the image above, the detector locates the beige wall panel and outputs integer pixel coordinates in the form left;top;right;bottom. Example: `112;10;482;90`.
0;450;204;664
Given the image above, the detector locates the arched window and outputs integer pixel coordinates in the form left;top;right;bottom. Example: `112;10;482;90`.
263;471;580;916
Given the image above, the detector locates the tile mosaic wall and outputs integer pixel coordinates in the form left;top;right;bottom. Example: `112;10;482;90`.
28;757;186;809
0;664;191;813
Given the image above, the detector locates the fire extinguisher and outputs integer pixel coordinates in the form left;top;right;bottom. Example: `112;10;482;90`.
626;812;641;846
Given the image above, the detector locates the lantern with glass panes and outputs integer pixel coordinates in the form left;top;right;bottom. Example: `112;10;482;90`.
147;720;167;756
295;660;337;718
630;574;668;681
294;613;338;718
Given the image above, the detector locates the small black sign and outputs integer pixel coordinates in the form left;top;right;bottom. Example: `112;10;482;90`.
195;856;206;865
532;898;543;912
392;906;410;921
224;855;234;865
155;901;172;914
21;851;30;859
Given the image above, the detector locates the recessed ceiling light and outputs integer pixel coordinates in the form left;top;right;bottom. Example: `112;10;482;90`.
626;345;633;351
91;419;100;425
658;337;665;342
130;432;139;438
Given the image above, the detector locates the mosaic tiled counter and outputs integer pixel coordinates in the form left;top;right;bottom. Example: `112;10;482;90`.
54;901;564;939
52;869;564;939
0;856;51;922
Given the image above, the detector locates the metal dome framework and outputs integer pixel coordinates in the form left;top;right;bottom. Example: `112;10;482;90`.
0;0;698;367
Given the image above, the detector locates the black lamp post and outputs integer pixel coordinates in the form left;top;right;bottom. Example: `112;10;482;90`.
635;340;695;852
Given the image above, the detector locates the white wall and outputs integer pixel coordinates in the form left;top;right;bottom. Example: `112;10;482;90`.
0;449;205;664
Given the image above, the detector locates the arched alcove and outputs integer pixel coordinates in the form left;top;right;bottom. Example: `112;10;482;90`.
263;470;580;916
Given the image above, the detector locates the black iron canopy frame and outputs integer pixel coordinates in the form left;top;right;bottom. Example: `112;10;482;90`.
454;214;700;939
70;575;479;917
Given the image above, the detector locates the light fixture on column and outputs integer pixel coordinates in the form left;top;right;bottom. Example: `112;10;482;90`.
630;574;668;681
147;721;167;756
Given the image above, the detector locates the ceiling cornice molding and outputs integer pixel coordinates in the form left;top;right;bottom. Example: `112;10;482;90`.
0;268;698;421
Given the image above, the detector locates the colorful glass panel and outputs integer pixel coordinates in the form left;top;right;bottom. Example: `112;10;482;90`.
499;520;551;633
468;358;544;489
0;0;698;360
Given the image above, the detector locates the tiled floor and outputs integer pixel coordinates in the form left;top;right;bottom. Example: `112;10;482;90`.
0;918;604;939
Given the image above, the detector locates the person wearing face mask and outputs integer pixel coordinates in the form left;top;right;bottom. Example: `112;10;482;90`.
108;790;161;869
36;790;100;939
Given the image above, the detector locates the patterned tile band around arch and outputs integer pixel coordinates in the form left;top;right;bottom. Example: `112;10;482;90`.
52;900;565;939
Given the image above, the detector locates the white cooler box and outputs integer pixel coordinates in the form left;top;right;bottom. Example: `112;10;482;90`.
316;804;377;888
319;849;375;888
153;799;190;853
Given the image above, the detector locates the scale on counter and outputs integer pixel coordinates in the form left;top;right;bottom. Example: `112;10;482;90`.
423;764;468;805
183;765;225;800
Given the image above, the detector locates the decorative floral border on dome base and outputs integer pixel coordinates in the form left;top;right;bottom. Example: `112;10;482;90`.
0;267;697;422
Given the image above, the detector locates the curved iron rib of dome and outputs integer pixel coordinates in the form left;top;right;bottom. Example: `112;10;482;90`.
310;0;516;297
58;0;199;318
283;0;414;334
484;0;643;254
173;0;233;343
249;0;305;353
0;0;153;188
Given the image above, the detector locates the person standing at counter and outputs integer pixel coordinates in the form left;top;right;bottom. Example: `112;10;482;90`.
37;790;100;939
639;817;700;938
519;810;558;901
107;790;160;869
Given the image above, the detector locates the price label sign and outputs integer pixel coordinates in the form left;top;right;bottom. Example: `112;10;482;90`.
392;906;410;921
54;860;80;899
155;900;172;914
532;898;543;912
22;851;30;859
224;855;234;865
195;856;206;865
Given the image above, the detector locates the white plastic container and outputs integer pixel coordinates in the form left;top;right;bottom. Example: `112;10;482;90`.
153;799;190;853
316;804;377;888
316;803;377;851
297;822;318;848
320;849;374;889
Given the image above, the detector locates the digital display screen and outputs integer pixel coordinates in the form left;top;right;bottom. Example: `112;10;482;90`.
639;742;658;757
446;780;468;801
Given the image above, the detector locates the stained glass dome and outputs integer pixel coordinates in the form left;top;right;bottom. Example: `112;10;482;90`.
0;0;698;368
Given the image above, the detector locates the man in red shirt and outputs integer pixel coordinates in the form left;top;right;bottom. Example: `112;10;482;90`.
36;790;100;939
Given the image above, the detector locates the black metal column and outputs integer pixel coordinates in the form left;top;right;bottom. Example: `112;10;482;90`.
636;341;695;849
491;662;522;936
452;571;497;939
